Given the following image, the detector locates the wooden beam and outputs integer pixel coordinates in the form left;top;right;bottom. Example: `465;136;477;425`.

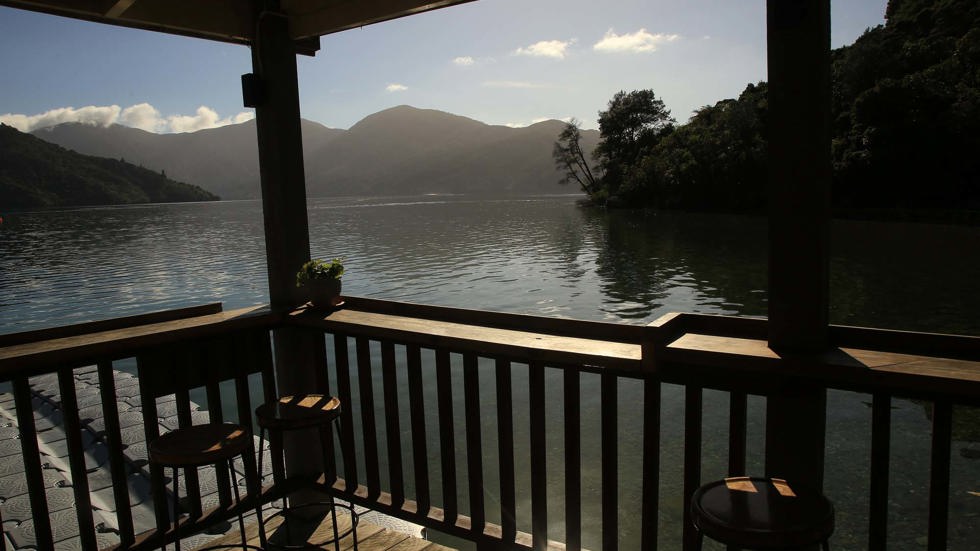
285;0;477;39
103;0;134;18
252;10;311;312
250;8;325;488
765;0;832;492
767;0;832;351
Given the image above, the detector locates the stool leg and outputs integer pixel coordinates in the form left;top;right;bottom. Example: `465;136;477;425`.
352;507;358;551
228;460;248;550
255;428;268;548
329;503;340;551
171;467;181;551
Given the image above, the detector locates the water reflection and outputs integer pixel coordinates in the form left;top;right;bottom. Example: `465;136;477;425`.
3;196;979;334
2;196;979;550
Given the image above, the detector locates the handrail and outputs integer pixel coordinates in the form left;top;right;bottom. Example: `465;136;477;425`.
653;312;980;403
342;295;649;342
0;305;278;380
288;302;645;372
0;302;224;348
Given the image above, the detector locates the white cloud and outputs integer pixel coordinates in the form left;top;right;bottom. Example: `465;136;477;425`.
453;56;475;66
482;80;546;89
514;39;573;59
386;83;408;92
0;105;121;133
120;103;164;132
0;103;254;133
167;105;253;133
233;112;254;124
593;29;680;53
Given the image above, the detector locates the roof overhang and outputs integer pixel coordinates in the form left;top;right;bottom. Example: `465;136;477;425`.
0;0;476;55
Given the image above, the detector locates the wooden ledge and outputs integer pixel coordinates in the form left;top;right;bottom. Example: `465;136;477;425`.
287;304;643;371
0;305;278;379
659;332;980;402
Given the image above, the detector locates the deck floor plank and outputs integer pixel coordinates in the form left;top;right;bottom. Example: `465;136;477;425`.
192;509;448;551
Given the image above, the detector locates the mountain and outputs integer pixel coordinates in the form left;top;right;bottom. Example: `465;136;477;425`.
304;106;599;196
32;107;598;199
33;119;344;200
0;124;217;209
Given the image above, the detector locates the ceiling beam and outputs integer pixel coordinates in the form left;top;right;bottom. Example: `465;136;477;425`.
1;0;473;54
285;0;477;39
104;0;134;18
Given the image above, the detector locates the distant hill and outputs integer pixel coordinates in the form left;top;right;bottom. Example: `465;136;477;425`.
304;106;600;196
32;107;599;199
33;119;343;200
0;124;217;209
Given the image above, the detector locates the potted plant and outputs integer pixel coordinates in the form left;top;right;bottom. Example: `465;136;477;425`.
296;258;345;307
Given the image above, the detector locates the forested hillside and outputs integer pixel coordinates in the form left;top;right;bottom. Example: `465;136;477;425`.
564;0;980;218
0;124;217;209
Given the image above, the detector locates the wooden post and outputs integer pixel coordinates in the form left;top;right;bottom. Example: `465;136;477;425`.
251;9;322;482
252;9;311;312
765;0;831;489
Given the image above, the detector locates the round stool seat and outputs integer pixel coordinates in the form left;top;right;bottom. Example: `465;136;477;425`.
149;423;251;468
256;394;341;431
691;477;834;550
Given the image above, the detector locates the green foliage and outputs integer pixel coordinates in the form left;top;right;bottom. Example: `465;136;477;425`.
567;0;980;217
296;258;345;287
553;119;601;196
0;124;218;208
593;90;675;201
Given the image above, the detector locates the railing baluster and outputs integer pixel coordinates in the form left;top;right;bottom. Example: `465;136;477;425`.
683;386;703;551
601;372;619;551
174;382;203;518
496;358;517;543
927;400;952;551
203;343;231;509
356;337;381;499
333;333;359;493
137;354;169;532
314;332;337;483
436;349;458;524
13;376;54;550
728;391;747;476
98;361;135;545
564;368;581;551
407;343;430;515
463;353;485;534
381;341;405;507
233;339;262;501
641;377;661;551
529;361;547;551
58;368;98;551
869;392;891;551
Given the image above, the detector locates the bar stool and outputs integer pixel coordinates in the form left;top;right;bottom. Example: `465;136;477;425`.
691;476;834;550
148;422;262;551
255;394;358;551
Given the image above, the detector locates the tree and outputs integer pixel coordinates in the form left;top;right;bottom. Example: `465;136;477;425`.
553;119;600;196
594;90;675;199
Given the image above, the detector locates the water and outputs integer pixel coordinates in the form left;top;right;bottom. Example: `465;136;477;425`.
1;196;978;549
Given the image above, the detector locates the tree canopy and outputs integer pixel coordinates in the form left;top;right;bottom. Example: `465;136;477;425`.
561;0;980;220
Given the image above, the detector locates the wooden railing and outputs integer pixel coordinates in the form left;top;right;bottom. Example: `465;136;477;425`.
0;304;280;550
0;299;977;550
289;297;980;551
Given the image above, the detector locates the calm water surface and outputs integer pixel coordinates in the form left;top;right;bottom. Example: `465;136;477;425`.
1;196;978;550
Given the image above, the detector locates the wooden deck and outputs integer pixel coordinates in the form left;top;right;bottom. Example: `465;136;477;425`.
193;507;455;551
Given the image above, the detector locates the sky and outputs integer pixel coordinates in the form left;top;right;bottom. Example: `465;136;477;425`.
0;0;887;133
